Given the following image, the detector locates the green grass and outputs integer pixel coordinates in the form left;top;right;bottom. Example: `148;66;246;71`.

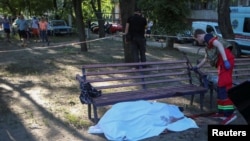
64;112;91;128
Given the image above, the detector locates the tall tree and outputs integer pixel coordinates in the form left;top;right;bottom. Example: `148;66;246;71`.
120;0;135;63
72;0;88;51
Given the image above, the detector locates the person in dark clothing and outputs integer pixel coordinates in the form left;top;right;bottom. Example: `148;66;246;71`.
125;8;147;63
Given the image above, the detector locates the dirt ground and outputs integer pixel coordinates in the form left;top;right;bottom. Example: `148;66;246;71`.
0;33;248;141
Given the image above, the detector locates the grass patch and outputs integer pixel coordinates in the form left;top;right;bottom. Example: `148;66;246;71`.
6;63;42;75
64;112;91;128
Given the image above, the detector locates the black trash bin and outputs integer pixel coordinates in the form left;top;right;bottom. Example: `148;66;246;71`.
228;80;250;124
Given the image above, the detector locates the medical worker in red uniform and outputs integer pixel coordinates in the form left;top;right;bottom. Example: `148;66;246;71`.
193;29;236;125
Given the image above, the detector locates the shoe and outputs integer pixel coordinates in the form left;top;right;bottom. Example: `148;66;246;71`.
210;113;227;120
221;114;237;125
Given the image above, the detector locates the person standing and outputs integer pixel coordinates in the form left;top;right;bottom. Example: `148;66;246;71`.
31;17;40;42
2;15;11;42
15;15;28;47
125;8;147;64
39;17;49;46
146;20;153;38
13;16;22;40
193;28;236;125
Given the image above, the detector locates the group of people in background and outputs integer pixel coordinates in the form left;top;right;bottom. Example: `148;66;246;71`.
1;14;49;47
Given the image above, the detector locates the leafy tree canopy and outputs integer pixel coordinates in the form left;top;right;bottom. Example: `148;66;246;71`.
0;0;54;17
82;0;114;22
138;0;191;35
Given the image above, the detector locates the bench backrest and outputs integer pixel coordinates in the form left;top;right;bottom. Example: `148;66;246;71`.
197;57;250;85
77;59;193;94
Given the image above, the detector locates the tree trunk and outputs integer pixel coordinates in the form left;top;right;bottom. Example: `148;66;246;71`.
96;0;105;37
91;0;105;38
96;13;105;38
120;0;135;63
218;0;234;39
167;38;175;49
72;0;88;52
218;0;240;57
53;0;57;10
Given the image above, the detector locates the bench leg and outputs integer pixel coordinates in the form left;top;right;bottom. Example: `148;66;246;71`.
190;94;195;105
209;86;214;109
93;105;98;124
88;104;92;120
87;104;99;123
199;93;205;111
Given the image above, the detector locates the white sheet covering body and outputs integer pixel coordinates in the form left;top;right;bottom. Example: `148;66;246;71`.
88;100;198;141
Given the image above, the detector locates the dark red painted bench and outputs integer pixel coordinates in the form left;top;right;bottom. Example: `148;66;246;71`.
76;59;208;123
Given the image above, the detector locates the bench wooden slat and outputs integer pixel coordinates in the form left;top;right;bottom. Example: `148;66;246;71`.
235;58;250;61
93;85;207;107
234;62;250;66
234;68;250;72
83;65;188;76
233;79;250;84
87;71;188;83
82;60;187;68
94;77;190;90
202;70;217;73
233;72;250;77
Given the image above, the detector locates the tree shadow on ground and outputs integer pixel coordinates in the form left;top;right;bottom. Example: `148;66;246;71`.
0;77;105;141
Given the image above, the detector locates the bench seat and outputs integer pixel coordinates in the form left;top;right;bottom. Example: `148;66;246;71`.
76;59;208;123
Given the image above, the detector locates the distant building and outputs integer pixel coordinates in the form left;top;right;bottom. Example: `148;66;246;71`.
190;0;250;22
112;0;250;25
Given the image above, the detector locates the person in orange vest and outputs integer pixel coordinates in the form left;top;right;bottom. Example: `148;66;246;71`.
39;17;49;46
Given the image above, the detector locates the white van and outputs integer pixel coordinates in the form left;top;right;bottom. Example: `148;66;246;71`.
192;21;222;46
230;6;250;55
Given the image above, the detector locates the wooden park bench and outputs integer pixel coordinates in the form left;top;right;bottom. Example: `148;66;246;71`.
193;57;250;108
76;59;208;123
